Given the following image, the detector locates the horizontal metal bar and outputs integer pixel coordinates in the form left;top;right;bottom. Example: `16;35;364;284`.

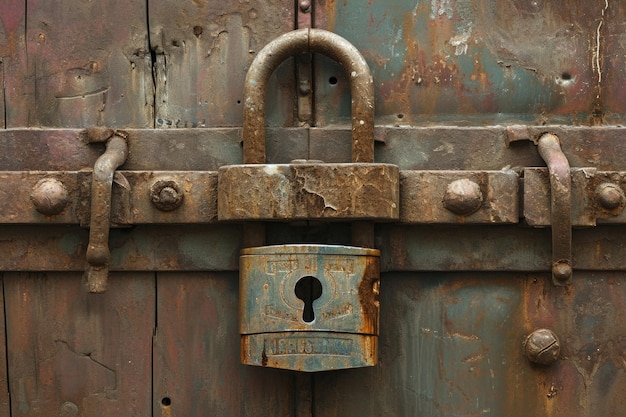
2;126;626;171
0;171;218;225
400;170;518;223
525;168;626;226
2;225;626;272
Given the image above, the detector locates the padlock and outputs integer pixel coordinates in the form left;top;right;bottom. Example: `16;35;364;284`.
240;244;379;372
219;28;398;372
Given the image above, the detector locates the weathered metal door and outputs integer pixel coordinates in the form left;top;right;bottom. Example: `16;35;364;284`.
1;1;626;416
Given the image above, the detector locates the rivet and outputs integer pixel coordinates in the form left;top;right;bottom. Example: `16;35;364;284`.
151;179;184;211
553;261;572;282
299;0;311;12
443;179;483;215
524;328;561;365
30;178;69;215
60;401;78;417
596;183;625;211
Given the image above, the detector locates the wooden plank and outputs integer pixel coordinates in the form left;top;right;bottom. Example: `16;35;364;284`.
148;0;296;128
0;58;4;129
0;276;10;416
4;272;154;416
2;0;152;128
153;272;295;416
0;0;27;127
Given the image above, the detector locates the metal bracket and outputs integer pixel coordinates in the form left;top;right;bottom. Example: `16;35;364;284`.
84;129;129;293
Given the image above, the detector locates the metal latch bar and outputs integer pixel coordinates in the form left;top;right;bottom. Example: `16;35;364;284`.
536;133;572;285
85;130;129;293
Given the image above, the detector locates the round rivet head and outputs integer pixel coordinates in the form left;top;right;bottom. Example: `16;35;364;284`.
30;178;69;215
553;261;572;282
596;183;625;211
443;179;483;215
524;328;561;365
151;179;184;211
60;401;78;417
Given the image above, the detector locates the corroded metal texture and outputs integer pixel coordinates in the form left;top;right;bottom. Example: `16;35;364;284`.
242;28;374;164
218;163;399;221
524;169;626;227
313;272;626;416
240;245;379;371
400;170;518;223
314;0;626;125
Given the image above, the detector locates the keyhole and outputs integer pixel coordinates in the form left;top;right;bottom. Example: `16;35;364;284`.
294;276;322;323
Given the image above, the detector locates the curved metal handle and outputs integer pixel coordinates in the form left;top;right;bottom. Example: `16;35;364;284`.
242;28;374;164
537;133;572;284
85;131;129;293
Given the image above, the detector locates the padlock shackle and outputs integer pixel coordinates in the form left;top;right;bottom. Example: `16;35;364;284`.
242;28;375;164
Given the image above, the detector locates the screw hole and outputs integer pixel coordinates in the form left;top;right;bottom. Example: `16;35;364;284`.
397;113;404;119
561;72;572;80
193;26;203;37
328;76;338;85
236;100;241;104
161;397;171;407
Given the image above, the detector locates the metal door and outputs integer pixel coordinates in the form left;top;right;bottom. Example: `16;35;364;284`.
1;1;626;416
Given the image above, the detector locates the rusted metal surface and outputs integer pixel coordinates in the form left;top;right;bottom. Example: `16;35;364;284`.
400;170;518;223
313;272;626;416
0;171;218;225
536;133;573;284
242;28;374;164
0;224;241;272
4;126;626;171
85;131;129;293
240;245;379;371
148;0;295;129
154;272;295;416
313;0;626;126
218;163;399;221
4;272;154;416
1;0;625;414
296;0;314;125
524;168;626;227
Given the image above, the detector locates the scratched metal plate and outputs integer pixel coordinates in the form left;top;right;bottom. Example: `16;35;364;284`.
314;0;626;125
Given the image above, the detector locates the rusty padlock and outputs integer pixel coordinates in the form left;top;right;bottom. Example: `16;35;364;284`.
218;28;399;372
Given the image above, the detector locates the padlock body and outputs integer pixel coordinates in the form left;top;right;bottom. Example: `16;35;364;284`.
218;163;399;221
240;244;380;372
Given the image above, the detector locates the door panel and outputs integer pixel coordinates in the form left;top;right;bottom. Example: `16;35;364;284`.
148;0;296;128
153;272;295;417
0;276;9;416
314;272;626;416
0;0;153;128
4;273;154;416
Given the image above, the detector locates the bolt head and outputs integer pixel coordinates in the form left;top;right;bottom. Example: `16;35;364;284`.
151;180;184;211
596;183;625;211
299;0;311;12
30;178;69;215
553;261;572;282
443;179;483;215
524;328;561;365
